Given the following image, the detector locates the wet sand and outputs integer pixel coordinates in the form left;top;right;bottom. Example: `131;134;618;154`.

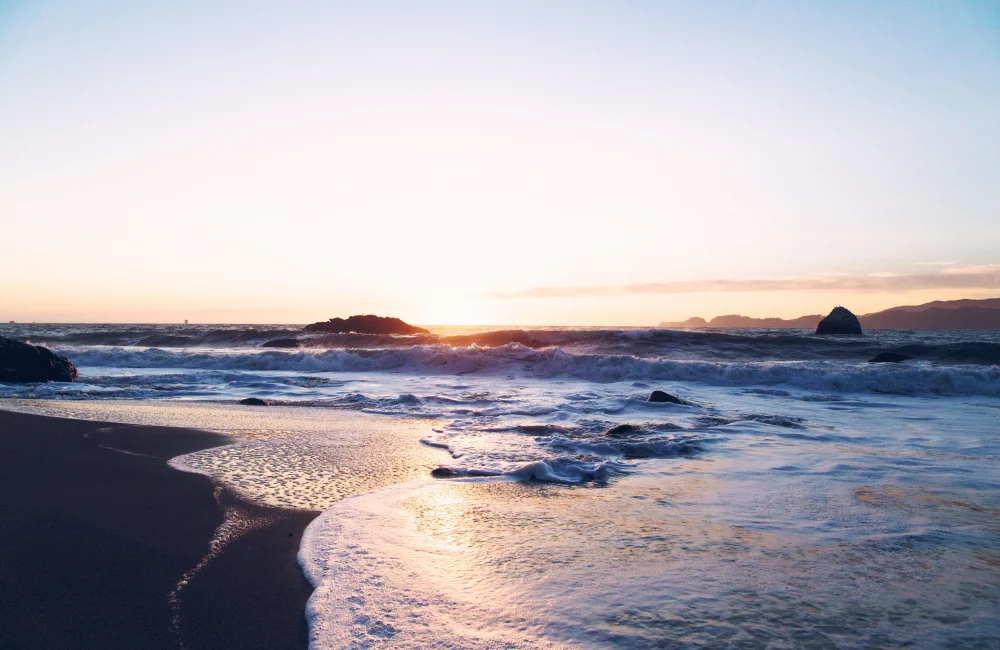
0;409;317;650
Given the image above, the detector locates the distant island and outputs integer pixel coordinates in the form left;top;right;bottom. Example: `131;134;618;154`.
659;298;1000;330
303;314;429;335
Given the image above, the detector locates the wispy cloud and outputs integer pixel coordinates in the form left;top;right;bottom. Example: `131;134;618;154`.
485;265;1000;299
914;261;959;266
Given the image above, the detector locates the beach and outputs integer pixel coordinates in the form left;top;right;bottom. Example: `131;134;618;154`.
1;324;999;647
0;409;315;650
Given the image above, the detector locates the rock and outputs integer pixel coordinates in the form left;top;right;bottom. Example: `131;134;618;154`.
0;336;78;383
303;314;429;335
816;306;863;335
605;424;641;437
239;397;269;406
868;352;913;363
261;338;301;349
647;390;684;404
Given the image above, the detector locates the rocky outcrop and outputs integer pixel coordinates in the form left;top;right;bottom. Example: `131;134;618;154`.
239;397;269;406
816;307;863;335
647;390;684;404
869;352;913;363
261;338;301;349
0;337;78;383
303;315;429;335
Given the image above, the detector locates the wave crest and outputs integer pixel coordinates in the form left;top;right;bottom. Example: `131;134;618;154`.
52;344;1000;395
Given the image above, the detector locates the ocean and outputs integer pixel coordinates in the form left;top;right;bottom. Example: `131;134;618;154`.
2;323;999;648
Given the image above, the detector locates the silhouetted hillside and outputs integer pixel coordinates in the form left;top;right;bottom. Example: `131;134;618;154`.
660;298;1000;330
861;306;1000;330
662;314;822;328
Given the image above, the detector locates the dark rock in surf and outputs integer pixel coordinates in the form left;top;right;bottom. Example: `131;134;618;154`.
647;390;684;404
816;307;863;335
261;338;301;349
239;397;269;406
0;336;78;383
303;315;429;335
605;424;641;437
869;352;913;363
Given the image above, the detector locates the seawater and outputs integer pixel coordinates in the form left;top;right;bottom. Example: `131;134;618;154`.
2;323;999;647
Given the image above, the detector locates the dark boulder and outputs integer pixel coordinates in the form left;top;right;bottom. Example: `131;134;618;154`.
816;306;863;335
304;315;429;335
647;390;684;404
0;336;78;383
261;338;301;349
239;397;269;406
868;352;913;363
605;423;642;437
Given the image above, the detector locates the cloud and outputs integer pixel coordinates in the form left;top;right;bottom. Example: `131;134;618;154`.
485;265;1000;299
941;264;1000;275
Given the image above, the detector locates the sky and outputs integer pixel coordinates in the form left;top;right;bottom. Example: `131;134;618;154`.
1;0;999;325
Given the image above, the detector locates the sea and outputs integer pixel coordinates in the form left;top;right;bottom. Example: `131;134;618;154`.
2;322;999;648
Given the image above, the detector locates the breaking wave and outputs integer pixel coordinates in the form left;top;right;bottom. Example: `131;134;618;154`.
55;343;1000;395
431;457;630;485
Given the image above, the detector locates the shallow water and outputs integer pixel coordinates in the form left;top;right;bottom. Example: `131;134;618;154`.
2;323;999;647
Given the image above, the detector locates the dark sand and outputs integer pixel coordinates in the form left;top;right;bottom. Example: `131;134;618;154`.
0;409;318;650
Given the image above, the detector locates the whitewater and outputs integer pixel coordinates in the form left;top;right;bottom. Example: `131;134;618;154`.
2;322;999;647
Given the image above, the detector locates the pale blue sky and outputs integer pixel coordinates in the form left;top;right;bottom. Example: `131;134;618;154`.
2;1;999;323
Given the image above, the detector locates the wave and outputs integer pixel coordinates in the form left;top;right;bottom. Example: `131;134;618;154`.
431;456;630;485
54;343;1000;395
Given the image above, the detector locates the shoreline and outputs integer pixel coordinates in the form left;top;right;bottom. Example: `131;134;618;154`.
0;409;318;650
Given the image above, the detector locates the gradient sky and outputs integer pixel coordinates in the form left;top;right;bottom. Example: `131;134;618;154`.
2;1;999;324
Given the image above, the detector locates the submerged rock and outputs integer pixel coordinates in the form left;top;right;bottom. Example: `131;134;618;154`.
869;352;913;363
0;336;78;383
647;390;684;404
303;315;429;335
261;338;301;349
816;307;863;335
605;423;642;437
239;397;269;406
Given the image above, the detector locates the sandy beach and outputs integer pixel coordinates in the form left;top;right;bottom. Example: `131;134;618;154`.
1;345;999;647
0;409;316;650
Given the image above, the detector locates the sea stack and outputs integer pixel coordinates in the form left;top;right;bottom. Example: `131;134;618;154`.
816;307;863;335
0;336;78;382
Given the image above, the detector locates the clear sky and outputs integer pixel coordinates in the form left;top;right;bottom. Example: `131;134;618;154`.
2;1;999;324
